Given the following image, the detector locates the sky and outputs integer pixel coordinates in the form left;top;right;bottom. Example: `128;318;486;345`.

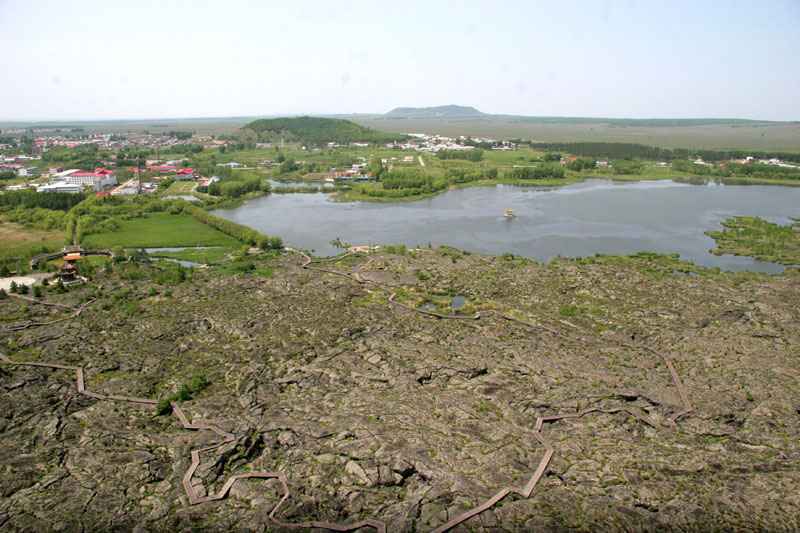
1;0;799;121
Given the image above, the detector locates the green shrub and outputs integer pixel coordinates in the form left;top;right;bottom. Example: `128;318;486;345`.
559;305;578;317
156;374;211;415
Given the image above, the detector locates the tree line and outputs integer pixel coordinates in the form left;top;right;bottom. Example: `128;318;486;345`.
436;149;484;161
672;160;800;180
528;142;800;163
508;164;565;179
0;190;86;210
182;205;282;249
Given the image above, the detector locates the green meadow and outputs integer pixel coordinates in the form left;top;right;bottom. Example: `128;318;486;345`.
82;213;240;249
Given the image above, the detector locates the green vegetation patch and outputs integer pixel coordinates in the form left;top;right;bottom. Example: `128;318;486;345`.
161;181;197;195
156;374;210;415
82;213;240;249
152;247;231;264
0;222;64;271
707;216;800;265
242;116;403;145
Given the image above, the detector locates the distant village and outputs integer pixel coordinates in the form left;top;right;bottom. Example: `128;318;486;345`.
1;126;798;197
0;129;520;195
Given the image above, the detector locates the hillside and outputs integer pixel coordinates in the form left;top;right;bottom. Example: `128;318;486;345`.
1;249;799;530
242;116;403;144
385;105;485;119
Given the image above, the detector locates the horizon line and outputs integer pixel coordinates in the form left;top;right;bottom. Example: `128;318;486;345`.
1;111;798;125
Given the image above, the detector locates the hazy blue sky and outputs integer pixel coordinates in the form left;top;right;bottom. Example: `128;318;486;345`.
1;0;798;121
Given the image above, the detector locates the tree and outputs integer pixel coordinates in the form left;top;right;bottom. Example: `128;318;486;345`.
9;281;18;293
32;285;42;298
279;159;299;174
368;158;384;178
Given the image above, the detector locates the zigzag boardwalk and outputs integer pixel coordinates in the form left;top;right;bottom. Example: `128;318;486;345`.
0;352;386;532
291;249;696;531
0;250;697;532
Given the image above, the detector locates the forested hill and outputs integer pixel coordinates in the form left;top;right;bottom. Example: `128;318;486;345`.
242;116;403;144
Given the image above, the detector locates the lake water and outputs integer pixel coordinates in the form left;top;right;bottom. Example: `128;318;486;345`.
213;179;800;273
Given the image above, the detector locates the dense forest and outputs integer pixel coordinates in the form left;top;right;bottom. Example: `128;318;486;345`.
242;117;404;145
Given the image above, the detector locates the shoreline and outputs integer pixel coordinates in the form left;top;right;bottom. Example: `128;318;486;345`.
328;173;800;204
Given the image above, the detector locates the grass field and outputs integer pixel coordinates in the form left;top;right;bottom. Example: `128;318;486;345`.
0;222;64;265
81;213;240;249
161;181;197;195
4;114;799;151
349;116;800;151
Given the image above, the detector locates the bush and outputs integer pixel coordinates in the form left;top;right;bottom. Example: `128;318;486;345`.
559;305;578;317
382;244;407;255
566;158;596;171
156;374;211;415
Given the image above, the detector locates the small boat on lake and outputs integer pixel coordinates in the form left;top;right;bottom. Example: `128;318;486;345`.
504;208;515;218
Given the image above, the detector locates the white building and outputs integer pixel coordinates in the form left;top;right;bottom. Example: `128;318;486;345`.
62;168;117;191
17;166;39;177
36;181;84;194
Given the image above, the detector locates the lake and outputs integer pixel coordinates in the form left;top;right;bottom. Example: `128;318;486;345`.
213;179;800;273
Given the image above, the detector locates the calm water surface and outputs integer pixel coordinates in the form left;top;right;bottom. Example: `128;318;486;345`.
214;179;800;273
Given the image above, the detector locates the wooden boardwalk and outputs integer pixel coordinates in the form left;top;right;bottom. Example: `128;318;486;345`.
0;250;696;532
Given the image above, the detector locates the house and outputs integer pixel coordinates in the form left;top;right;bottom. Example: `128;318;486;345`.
595;160;609;168
197;176;221;188
217;161;242;168
149;164;177;173
174;167;196;180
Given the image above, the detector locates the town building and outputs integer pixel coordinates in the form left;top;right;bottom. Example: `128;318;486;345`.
63;168;117;191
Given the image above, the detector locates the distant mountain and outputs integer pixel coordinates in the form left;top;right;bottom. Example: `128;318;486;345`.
380;106;786;127
242;116;404;144
385;105;486;119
